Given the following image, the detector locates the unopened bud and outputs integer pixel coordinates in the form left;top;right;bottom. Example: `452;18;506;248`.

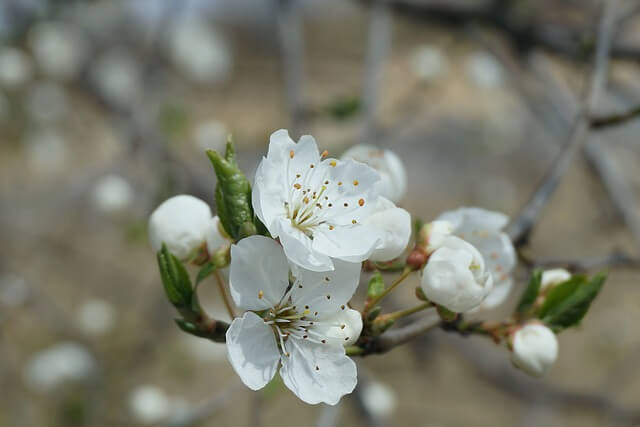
406;247;428;270
510;323;558;377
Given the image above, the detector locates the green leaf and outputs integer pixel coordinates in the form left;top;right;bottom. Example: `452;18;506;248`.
516;270;542;313
157;244;193;308
536;275;585;319
195;262;216;286
207;140;254;241
367;272;385;298
542;272;607;331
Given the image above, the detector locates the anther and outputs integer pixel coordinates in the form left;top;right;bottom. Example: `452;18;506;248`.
258;290;264;299
353;180;359;186
358;198;365;206
321;150;329;158
294;183;301;189
330;161;337;167
290;150;295;159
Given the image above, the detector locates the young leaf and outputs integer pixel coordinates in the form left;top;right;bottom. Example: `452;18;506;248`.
542;272;607;331
536;275;585;319
516;270;542;313
367;272;385;298
157;244;193;308
195;262;216;286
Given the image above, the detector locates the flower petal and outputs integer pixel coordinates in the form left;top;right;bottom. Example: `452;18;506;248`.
226;311;280;390
229;236;289;310
311;308;363;346
364;197;411;262
312;225;381;264
274;219;334;272
437;207;508;232
280;339;357;405
289;259;361;315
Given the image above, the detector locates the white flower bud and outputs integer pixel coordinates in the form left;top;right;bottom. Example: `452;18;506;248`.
421;220;453;254
511;323;558;377
364;197;411;262
0;47;33;89
28;22;87;81
148;195;212;260
420;236;493;312
541;268;571;290
361;381;397;418
410;45;448;82
92;174;134;215
205;215;228;256
341;144;408;203
128;385;170;424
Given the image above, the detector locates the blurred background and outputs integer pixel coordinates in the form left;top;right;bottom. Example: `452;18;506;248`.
1;0;640;426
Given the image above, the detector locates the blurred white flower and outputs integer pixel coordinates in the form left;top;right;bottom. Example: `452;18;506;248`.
421;220;454;254
148;195;213;260
128;385;170;424
92;174;135;215
361;381;397;418
410;45;448;82
77;298;116;336
25;129;68;173
0;274;29;307
466;51;505;89
168;20;231;84
24;342;96;392
193;119;228;153
364;197;411;262
511;323;558;377
28;21;87;80
341;144;408;204
226;236;360;405
436;207;516;310
541;268;571;290
90;49;141;107
420;236;493;312
25;81;69;124
0;47;33;89
253;130;386;271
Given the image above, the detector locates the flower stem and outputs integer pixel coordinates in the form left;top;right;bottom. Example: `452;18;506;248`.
214;269;236;319
365;267;414;312
379;302;433;322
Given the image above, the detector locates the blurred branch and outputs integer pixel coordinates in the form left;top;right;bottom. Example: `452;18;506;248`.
276;0;307;135
520;249;640;272
590;104;640;129
164;384;241;427
361;0;392;144
506;1;617;246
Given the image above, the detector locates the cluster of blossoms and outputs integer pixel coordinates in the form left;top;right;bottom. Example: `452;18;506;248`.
149;130;604;405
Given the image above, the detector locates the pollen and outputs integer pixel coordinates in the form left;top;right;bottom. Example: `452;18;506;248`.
294;183;301;189
258;290;264;299
352;219;357;224
310;164;314;168
340;324;345;329
330;160;337;167
321;150;329;158
290;150;295;159
338;181;342;186
329;225;334;230
353;180;359;186
358;198;365;206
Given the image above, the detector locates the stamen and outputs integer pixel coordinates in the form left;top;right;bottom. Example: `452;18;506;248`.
258;290;264;299
358;198;365;206
330;161;337;167
353;180;359;186
321;150;329;158
290;150;295;159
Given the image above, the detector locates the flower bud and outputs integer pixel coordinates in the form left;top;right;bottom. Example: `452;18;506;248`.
418;220;453;253
420;236;492;312
364;197;411;262
541;268;571;290
341;144;408;203
149;195;213;260
510;323;558;377
205;216;228;256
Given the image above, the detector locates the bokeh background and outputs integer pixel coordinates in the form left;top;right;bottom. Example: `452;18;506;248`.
1;0;639;426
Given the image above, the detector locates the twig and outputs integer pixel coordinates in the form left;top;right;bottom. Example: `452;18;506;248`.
361;0;392;144
315;402;342;427
524;250;640;272
506;1;618;246
276;0;306;136
590;104;640;129
165;384;241;427
214;270;236;319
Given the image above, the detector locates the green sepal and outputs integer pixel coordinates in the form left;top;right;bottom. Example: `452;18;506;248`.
366;306;382;322
541;272;606;331
157;244;193;308
367;271;385;298
516;270;542;314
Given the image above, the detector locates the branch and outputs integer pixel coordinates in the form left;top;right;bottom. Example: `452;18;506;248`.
506;1;617;246
590;104;640;129
522;250;640;272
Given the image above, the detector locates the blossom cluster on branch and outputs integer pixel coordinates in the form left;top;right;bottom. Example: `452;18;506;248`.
149;130;606;405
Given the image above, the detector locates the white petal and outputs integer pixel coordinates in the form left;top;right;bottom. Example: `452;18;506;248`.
312;308;363;346
226;312;280;390
280;339;357;405
289;259;361;315
206;216;228;255
274;219;334;272
229;236;290;310
477;277;513;310
364;197;411;262
511;323;558;377
312;225;381;264
437;207;509;233
148;195;212;260
470;232;516;287
541;269;571;290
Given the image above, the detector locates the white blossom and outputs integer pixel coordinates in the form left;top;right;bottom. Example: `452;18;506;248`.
253;130;392;271
420;236;493;312
90;49;141;108
410;45;448;82
28;21;87;81
192;119;228;153
0;47;33;89
541;268;571;290
364;197;411;262
511;323;558;377
168;20;231;84
436;207;516;310
76;298;116;336
361;381;397;418
226;236;361;405
340;144;408;204
128;385;170;424
466;51;505;89
24;342;96;392
421;220;454;254
92;174;135;215
148;195;213;260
